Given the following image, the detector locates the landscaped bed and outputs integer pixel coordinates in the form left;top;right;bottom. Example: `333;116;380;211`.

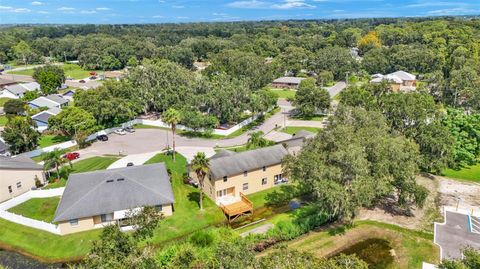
442;163;480;183
7;197;60;223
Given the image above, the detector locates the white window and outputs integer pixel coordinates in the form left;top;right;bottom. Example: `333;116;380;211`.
262;178;267;185
217;189;227;197
16;182;22;189
243;183;248;191
70;219;79;226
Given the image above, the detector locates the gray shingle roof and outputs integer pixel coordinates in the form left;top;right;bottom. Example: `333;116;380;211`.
29;95;68;108
32;111;53;124
210;149;236;159
4;84;27;95
54;163;174;222
45;94;69;105
0;155;42;170
273;77;306;85
209;144;288;179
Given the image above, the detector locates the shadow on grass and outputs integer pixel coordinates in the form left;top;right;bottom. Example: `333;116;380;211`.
188;192;200;208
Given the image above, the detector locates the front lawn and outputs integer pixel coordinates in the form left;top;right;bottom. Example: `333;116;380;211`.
280;126;320;135
7;197;61;223
144;153;226;244
38;135;72;148
0;115;7;126
442;163;480;183
9;63;96;80
0;97;12;107
268;88;296;99
44;156;119;189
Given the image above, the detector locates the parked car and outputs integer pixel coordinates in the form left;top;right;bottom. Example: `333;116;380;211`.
114;129;126;135
125;126;135;133
64;152;80;161
126;162;134;167
97;134;108;141
183;177;199;188
79;79;86;83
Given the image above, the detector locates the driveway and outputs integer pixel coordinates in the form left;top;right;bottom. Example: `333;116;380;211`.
434;210;480;259
77;100;293;159
327;81;347;98
108;151;163;169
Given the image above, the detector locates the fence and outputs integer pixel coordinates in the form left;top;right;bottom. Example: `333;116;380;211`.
0;188;64;234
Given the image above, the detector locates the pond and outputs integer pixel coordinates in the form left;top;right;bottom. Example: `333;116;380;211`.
0;250;62;269
335;238;395;269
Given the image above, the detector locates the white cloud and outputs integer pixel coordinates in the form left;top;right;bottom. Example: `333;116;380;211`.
152;15;164;18
96;7;111;11
172;5;185;8
38;10;49;14
427;7;477;15
0;6;12;10
12;8;31;13
227;0;315;10
31;1;43;5
405;1;461;8
176;16;188;19
80;10;97;14
57;7;75;11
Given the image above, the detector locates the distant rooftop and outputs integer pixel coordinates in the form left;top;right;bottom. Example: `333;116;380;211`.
273;77;306;85
0;155;42;170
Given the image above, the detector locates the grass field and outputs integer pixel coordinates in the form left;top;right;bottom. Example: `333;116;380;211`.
269;88;296;99
442;163;480;183
44;156;119;189
9;64;96;80
8;197;61;223
0;115;7;126
286;220;439;269
280;126;320;135
0;97;12;107
37;135;72;148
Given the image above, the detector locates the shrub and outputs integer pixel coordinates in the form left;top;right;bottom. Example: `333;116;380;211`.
190;230;214;247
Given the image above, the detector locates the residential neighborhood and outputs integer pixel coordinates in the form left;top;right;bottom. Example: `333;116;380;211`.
0;8;479;269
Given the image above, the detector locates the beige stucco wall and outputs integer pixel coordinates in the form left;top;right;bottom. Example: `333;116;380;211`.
192;163;283;202
0;169;45;203
58;217;95;235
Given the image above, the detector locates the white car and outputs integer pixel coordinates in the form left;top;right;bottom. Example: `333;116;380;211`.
114;129;126;135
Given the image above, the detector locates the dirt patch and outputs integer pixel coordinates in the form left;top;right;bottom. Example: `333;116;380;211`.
357;175;480;230
357;175;439;230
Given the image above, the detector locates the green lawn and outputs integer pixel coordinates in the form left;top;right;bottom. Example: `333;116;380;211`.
442;163;480;183
38;135;72;148
280;126;321;135
268;88;296;99
8;197;61;223
44;156;119;189
143;153;226;245
286;220;438;269
9;63;96;80
0;115;7;126
0;218;100;261
0;97;12;107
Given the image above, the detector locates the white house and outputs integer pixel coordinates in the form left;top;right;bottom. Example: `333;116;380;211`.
29;94;69;109
0;82;41;99
31;107;62;132
370;70;417;92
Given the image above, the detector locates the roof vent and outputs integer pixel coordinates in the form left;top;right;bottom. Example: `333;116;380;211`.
106;179;114;183
117;178;125;182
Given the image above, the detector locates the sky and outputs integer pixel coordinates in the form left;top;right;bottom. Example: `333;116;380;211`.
0;0;479;24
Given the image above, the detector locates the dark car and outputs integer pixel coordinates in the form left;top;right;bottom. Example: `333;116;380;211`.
124;126;135;133
97;134;108;141
126;162;134;167
79;79;86;83
183;177;199;188
64;152;80;161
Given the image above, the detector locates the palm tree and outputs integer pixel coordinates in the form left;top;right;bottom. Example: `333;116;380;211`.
163;108;181;162
42;149;66;180
191;152;210;210
247;131;267;149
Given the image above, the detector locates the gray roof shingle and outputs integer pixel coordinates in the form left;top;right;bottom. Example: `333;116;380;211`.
54;163;174;222
0;155;42;170
209;145;288;179
273;77;306;85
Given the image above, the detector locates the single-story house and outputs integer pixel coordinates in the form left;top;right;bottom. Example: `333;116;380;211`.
28;94;69;109
61;89;76;101
31;107;61;132
272;77;306;89
53;163;175;235
0;82;41;99
278;130;315;155
191;144;288;206
370;70;417;92
0;155;45;202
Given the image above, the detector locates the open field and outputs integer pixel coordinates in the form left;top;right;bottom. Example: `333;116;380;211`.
9;64;96;80
268;88;296;99
442;163;480;183
37;135;71;148
286;221;439;269
7;197;60;223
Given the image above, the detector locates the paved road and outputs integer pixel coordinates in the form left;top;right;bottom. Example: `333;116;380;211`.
327;81;347;98
77;100;294;159
0;73;35;83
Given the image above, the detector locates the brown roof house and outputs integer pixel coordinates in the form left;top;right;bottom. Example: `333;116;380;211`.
272;77;306;89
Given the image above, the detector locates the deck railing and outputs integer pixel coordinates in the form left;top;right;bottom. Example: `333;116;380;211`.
240;192;253;208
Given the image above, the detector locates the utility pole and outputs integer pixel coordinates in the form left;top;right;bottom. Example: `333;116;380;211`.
345;72;350;86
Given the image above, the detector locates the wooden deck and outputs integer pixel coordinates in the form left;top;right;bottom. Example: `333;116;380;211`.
220;193;253;222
